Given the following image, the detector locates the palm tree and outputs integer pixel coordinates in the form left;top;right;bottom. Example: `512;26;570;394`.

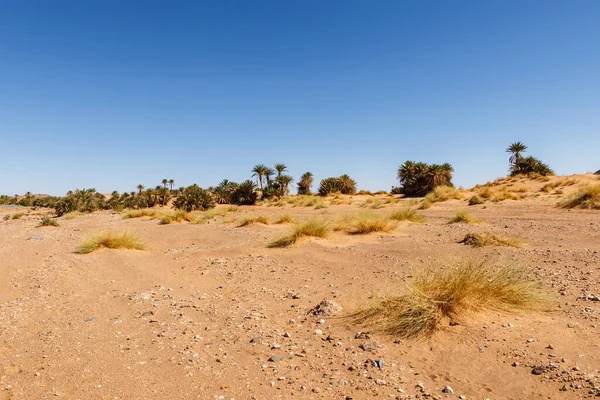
506;142;527;167
265;168;275;187
277;175;294;196
162;179;168;188
137;184;144;195
251;164;269;190
168;179;175;191
274;163;287;178
297;172;314;195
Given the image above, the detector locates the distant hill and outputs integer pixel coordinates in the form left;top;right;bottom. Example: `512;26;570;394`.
595;170;600;175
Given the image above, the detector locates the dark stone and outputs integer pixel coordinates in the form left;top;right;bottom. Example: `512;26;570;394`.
531;366;546;375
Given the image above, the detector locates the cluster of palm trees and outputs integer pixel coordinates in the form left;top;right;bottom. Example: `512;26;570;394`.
506;142;553;176
397;161;454;197
251;163;295;198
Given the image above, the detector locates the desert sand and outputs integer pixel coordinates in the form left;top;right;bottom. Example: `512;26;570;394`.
1;175;600;400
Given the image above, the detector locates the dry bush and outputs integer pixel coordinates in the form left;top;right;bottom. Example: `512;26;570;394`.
268;217;331;248
202;209;228;219
38;216;59;227
275;214;295;224
334;212;397;234
559;185;600;210
424;186;463;203
389;208;425;223
468;195;485;206
460;233;523;248
75;231;145;254
62;211;83;220
123;209;158;219
237;216;270;227
449;210;480;224
349;259;546;339
419;198;432;210
12;212;24;220
226;205;241;212
489;188;518;202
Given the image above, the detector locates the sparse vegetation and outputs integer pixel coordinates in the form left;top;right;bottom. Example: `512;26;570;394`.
460;233;523;248
159;210;196;224
267;217;331;248
389;208;425;223
75;231;145;254
559;185;600;210
275;214;295;224
349;259;546;339
173;184;215;211
506;142;553;177
12;212;24;220
424;186;463;203
449;210;480;224
39;216;60;227
297;172;314;195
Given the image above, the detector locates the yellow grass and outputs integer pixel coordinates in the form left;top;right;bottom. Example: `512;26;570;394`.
448;210;480;224
267;217;331;248
349;259;546;339
75;231;145;254
38;216;60;227
334;212;397;234
237;216;270;227
123;209;159;219
559;185;600;210
12;212;24;220
62;211;83;220
460;233;523;248
389;207;425;223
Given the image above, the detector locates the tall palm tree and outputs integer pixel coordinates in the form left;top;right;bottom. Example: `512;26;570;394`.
168;179;175;191
265;168;275;187
137;184;144;195
162;179;168;188
274;163;287;178
506;142;527;167
251;164;268;190
277;175;294;196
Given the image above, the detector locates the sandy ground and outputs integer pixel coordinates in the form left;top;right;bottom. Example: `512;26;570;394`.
1;176;600;400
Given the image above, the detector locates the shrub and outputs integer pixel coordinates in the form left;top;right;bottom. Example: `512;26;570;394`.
275;214;295;224
468;195;484;206
510;156;554;176
397;161;454;197
318;175;357;196
231;180;258;205
559;185;600;209
449;210;480;224
460;233;523;248
75;231;145;254
123;209;158;219
389;208;425;223
349;259;546;339
159;210;196;224
173;184;215;211
267;218;331;248
39;216;60;227
297;172;314;195
12;212;24;220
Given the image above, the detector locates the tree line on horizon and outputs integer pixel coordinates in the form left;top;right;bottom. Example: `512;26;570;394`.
0;143;554;215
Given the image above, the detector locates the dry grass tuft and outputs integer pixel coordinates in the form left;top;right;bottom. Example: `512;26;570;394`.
349;259;546;339
38;216;60;227
468;195;485;206
275;214;295;224
267;218;331;248
62;211;83;220
449;210;480;224
160;210;196;225
460;233;523;248
75;231;145;254
237;216;270;227
419;198;432;210
123;209;158;219
559;185;600;210
389;208;425;223
12;212;25;220
334;212;396;234
424;186;463;203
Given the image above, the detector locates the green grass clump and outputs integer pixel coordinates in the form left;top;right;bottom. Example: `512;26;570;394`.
75;231;145;254
38;216;60;227
349;259;546;339
268;217;331;248
389;208;425;223
559;185;600;210
237;216;270;227
460;233;522;248
448;210;480;224
334;212;396;234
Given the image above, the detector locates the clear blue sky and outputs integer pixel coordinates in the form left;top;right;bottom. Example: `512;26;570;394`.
1;1;599;195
